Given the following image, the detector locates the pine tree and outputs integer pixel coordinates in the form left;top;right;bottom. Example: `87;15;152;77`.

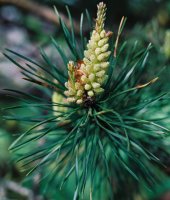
3;2;170;199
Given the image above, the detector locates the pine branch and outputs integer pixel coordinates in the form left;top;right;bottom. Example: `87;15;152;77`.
0;0;82;33
3;1;170;199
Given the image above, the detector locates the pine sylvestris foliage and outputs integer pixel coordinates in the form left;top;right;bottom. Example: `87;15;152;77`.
3;2;170;199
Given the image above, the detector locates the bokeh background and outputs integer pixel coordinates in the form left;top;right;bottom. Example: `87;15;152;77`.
0;0;170;199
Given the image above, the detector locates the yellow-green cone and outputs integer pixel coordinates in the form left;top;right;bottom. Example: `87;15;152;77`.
163;30;170;59
65;2;112;104
64;61;84;104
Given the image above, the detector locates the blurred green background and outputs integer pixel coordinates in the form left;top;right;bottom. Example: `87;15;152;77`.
0;0;170;199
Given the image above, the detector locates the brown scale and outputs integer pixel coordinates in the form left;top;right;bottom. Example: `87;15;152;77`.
73;60;85;84
106;31;113;38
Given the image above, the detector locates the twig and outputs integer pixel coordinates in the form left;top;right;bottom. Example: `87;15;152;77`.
4;179;34;200
1;178;44;200
0;0;81;33
0;184;6;200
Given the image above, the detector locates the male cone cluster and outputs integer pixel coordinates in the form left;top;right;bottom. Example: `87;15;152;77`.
65;2;112;104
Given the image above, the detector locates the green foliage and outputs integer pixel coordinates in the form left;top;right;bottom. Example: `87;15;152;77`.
3;3;170;200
